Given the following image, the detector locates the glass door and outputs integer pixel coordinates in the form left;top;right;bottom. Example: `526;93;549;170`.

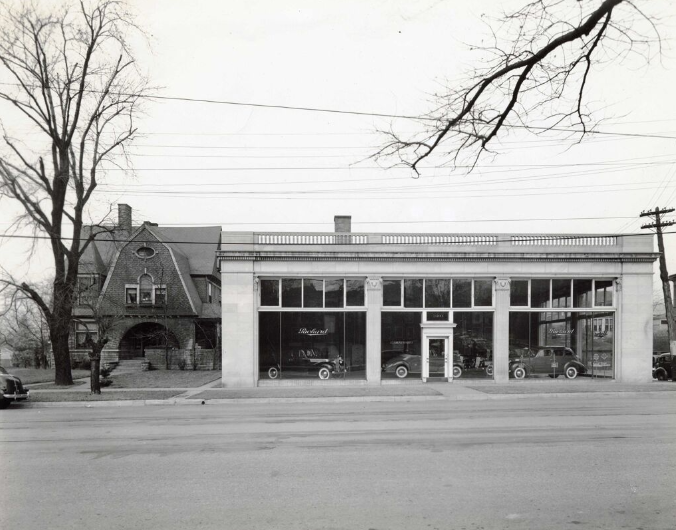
425;337;448;379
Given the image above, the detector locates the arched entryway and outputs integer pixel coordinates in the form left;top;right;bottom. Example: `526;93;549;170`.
118;322;180;360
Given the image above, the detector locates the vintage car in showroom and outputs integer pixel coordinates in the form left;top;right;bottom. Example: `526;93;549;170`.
509;346;587;379
382;352;465;379
0;366;30;408
264;349;342;380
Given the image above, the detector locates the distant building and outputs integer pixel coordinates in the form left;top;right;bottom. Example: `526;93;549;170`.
73;204;221;369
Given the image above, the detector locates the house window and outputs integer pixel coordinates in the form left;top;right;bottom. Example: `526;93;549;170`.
136;246;156;259
207;282;213;303
139;274;153;305
126;287;138;304
155;287;167;306
77;275;97;305
74;322;97;349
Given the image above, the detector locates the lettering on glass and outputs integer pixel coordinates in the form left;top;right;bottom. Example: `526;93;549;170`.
298;327;329;336
548;328;574;335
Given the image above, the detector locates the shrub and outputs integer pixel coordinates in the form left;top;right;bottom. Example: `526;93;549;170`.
177;357;187;371
11;351;33;368
99;366;112;378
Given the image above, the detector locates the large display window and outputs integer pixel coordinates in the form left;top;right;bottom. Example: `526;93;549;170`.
381;312;422;379
261;278;365;308
259;312;366;380
453;312;494;379
508;311;614;379
382;279;494;308
510;279;614;309
380;311;494;380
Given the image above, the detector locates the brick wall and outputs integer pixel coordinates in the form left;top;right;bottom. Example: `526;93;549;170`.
99;227;196;317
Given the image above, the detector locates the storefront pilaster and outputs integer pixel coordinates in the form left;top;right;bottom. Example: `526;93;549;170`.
493;278;510;383
220;263;256;387
366;277;382;384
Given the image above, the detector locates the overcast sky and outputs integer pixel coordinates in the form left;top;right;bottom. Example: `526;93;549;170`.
2;0;676;293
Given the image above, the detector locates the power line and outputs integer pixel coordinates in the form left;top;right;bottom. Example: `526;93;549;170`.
96;160;676;172
2;82;676;141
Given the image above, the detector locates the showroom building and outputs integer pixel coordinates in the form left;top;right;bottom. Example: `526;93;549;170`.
218;216;656;387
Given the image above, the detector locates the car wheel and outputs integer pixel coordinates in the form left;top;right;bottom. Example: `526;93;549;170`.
656;369;667;381
513;366;527;380
0;398;9;409
395;365;408;379
485;365;494;377
565;366;578;379
318;367;331;380
452;365;463;379
268;367;279;379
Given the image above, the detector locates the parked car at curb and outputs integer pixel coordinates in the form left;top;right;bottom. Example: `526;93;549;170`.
0;366;30;408
509;347;587;380
382;353;464;379
653;353;674;381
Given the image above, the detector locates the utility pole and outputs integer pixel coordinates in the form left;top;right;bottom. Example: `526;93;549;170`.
641;207;676;355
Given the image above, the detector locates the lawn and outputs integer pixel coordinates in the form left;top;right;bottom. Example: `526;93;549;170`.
108;370;220;388
0;366;90;384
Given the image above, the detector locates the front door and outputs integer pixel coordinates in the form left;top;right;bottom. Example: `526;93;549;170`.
423;336;448;380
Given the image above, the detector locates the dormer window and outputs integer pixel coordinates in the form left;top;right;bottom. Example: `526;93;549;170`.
136;246;155;259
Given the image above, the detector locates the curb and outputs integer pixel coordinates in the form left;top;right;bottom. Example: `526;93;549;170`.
14;389;675;408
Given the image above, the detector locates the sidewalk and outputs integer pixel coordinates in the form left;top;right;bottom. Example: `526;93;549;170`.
16;378;676;408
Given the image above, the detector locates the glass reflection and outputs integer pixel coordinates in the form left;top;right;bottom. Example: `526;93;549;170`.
381;312;422;379
508;311;614;379
453;312;494;379
259;312;366;380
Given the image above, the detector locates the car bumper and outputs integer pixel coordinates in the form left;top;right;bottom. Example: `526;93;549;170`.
3;389;29;401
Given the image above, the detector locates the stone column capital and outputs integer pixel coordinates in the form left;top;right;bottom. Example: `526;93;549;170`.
366;277;382;291
494;277;511;291
614;278;622;292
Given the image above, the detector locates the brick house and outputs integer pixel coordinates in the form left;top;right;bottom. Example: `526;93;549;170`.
72;204;222;369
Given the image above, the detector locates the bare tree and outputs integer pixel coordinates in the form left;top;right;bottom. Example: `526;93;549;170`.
375;0;660;174
0;288;51;369
0;1;148;385
74;277;125;394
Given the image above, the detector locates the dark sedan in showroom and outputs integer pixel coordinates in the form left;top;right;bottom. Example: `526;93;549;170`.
382;352;464;379
510;346;587;379
0;366;30;408
264;350;339;380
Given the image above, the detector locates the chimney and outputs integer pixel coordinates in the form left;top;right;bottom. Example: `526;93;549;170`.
118;204;132;236
334;215;351;233
334;215;351;244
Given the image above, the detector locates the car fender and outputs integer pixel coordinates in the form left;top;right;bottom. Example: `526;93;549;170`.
565;360;586;373
511;362;529;375
653;367;668;379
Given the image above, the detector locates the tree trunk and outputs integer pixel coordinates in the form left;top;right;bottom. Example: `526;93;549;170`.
90;355;101;394
50;324;73;386
50;277;75;385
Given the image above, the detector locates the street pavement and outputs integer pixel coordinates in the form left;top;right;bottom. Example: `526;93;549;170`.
1;393;674;529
